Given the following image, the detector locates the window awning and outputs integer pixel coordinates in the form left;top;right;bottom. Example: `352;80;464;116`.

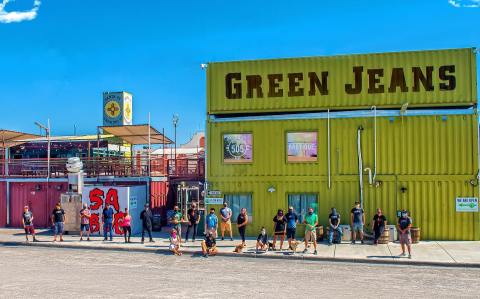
0;129;42;148
99;124;173;145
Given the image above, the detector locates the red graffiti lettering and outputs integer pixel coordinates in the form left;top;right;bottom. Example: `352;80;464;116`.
114;212;125;235
90;213;100;233
105;188;120;212
89;188;104;210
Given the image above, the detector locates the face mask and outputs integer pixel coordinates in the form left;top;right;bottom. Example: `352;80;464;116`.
210;211;214;214
401;213;407;218
309;211;313;215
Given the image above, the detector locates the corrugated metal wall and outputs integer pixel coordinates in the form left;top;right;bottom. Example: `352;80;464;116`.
0;182;6;227
207;114;479;240
150;181;168;209
208;48;476;114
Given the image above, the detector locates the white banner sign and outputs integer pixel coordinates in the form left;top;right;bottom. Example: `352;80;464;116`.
456;197;478;212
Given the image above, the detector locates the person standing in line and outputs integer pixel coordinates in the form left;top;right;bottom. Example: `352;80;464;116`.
328;207;342;245
170;205;184;243
303;207;318;255
201;231;218;258
169;228;182;256
272;209;286;251
122;208;132;243
397;210;413;259
140;204;154;244
22;206;37;242
185;203;200;242
350;202;365;244
51;203;66;242
220;202;233;241
236;208;248;247
371;208;387;245
284;206;298;251
256;227;269;252
102;203;114;241
205;208;218;238
79;203;91;241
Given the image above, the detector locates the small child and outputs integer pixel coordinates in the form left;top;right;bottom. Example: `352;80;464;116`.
169;228;182;256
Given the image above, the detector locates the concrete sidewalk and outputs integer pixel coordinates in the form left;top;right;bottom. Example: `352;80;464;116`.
1;228;479;268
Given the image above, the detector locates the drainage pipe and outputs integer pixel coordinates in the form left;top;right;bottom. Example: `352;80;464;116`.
328;109;331;189
372;106;377;184
357;126;364;209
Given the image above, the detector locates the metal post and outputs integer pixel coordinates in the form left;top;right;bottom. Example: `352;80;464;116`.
327;109;331;189
47;118;51;180
148;112;151;177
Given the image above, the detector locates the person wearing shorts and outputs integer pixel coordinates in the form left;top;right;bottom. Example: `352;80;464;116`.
397;210;413;259
284;206;298;251
220;202;233;241
22;206;37;242
206;208;218;239
350;202;365;244
272;209;286;251
79;203;91;241
51;203;66;242
303;207;318;255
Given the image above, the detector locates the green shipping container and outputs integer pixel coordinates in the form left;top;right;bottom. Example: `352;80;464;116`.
206;48;479;240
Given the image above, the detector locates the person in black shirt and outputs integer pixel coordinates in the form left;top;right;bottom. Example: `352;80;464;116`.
201;232;217;258
397;210;413;258
371;208;387;245
328;208;342;245
185;203;200;242
272;209;286;251
140;204;154;244
237;208;248;247
51;203;66;242
256;227;269;252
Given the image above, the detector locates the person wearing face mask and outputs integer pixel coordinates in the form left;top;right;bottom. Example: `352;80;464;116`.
140;204;154;244
201;231;217;258
371;208;387;245
170;205;184;243
205;208;218;238
303;207;318;255
272;209;287;251
256;227;269;252
236;208;248;247
350;202;365;244
397;210;413;258
220;202;233;241
169;228;182;256
284;206;298;251
186;203;200;242
328;207;342;245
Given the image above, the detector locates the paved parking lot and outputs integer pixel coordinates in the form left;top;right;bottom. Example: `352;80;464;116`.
1;245;480;298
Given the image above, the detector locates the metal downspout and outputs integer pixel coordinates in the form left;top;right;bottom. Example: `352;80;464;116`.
372;106;377;184
328;109;331;189
357;126;364;209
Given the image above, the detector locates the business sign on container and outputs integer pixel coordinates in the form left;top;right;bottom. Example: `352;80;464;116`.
223;133;252;163
103;91;133;126
208;48;477;114
287;132;318;162
205;191;224;205
455;197;478;212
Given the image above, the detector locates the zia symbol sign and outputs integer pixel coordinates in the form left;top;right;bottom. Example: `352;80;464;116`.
455;197;478;212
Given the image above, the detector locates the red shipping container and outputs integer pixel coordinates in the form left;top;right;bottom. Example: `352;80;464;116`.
0;182;6;227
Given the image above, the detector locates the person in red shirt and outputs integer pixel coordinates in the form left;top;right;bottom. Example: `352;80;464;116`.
79;203;91;241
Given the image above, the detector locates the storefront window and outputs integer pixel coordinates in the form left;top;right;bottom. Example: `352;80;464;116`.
288;194;318;223
224;194;252;223
286;132;318;162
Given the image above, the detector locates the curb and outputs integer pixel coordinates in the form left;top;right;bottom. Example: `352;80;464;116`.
1;240;479;269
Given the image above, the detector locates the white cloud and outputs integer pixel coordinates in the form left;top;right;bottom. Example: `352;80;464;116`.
0;0;42;23
449;0;480;8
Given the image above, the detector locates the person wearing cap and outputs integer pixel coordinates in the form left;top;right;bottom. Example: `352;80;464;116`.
51;203;66;242
328;207;342;245
284;206;298;251
303;207;318;255
201;231;217;258
22;206;37;242
102;202;114;241
140;204;154;244
79;203;91;241
185;203;200;242
397;210;413;259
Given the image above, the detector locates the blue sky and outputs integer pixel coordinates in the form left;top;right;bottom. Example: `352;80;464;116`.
0;0;478;144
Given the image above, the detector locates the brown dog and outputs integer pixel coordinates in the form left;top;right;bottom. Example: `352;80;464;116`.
233;243;244;253
290;241;301;253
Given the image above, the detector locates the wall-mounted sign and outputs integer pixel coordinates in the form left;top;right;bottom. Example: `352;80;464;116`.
103;91;133;126
223;133;252;163
287;132;318;162
456;197;478;212
205;190;224;205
